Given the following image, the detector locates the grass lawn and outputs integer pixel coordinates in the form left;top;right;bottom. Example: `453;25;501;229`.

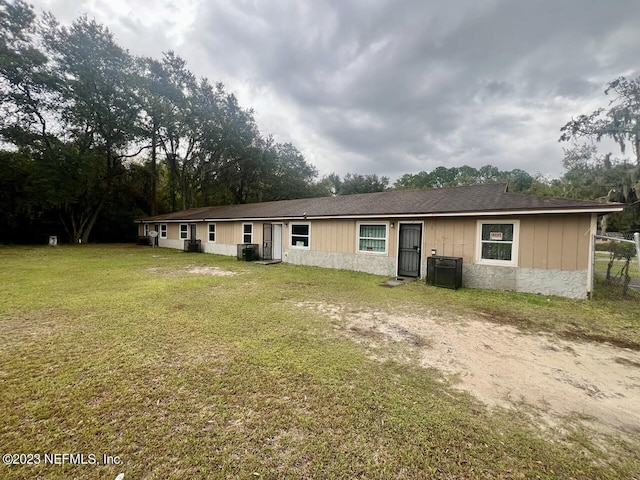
1;244;639;479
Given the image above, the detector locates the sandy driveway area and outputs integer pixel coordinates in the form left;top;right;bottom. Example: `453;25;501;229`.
297;301;640;439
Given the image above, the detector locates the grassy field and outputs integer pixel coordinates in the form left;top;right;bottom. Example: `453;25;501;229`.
1;244;639;479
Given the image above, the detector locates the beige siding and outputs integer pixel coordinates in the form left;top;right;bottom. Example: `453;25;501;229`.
519;214;590;270
217;222;241;245
310;219;357;254
531;216;549;269
424;218;476;261
424;214;592;271
167;223;180;240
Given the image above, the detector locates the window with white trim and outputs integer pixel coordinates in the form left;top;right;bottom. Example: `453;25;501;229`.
290;223;310;249
208;223;216;242
143;224;149;236
358;223;388;254
242;223;253;243
160;224;167;239
180;224;188;240
477;220;519;266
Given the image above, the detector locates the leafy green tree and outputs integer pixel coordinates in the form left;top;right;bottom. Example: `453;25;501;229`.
559;75;640;232
0;4;145;242
500;169;533;192
337;173;389;195
201;90;265;204
392;165;533;192
561;76;640;166
316;172;343;196
0;150;36;242
41;16;144;242
477;164;501;183
393;171;435;190
557;144;638;232
0;2;324;243
141;52;206;210
258;142;318;201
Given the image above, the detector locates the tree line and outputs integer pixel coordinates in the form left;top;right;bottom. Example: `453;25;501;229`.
0;1;321;243
1;1;638;244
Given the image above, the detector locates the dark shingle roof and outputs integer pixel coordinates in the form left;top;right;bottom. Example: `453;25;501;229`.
137;183;623;222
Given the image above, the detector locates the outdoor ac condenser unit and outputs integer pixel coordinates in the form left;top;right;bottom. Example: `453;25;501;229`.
236;243;259;261
426;256;463;290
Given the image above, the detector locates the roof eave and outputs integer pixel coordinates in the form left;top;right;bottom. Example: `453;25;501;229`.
136;206;624;223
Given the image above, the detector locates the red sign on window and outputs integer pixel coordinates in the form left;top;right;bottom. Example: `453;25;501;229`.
489;232;503;241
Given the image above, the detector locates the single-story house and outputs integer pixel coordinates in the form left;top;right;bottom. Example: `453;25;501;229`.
135;183;623;299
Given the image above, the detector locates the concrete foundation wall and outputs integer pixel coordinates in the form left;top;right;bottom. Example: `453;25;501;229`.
202;242;237;256
285;248;396;276
463;264;588;299
158;238;183;250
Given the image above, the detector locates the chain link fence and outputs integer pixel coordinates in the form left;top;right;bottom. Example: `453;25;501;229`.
593;233;640;297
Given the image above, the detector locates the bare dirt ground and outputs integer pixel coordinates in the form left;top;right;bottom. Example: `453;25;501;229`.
147;266;237;276
296;301;640;440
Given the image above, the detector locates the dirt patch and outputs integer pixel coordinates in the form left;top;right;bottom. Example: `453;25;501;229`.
296;301;640;439
147;266;237;276
0;310;60;348
184;266;236;276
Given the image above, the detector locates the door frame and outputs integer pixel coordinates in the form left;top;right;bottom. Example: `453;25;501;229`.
396;221;424;278
272;223;283;261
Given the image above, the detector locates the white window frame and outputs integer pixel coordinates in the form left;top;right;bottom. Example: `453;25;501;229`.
357;222;389;255
208;223;216;243
289;222;311;250
179;223;188;240
160;224;167;239
143;224;149;236
476;219;519;267
242;223;253;244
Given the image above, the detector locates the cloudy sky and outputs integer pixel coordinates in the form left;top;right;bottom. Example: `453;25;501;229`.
29;0;640;181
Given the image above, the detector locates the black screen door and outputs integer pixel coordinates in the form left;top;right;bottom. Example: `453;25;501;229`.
398;224;422;277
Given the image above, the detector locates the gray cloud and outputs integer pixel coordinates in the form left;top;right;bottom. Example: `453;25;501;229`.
29;0;640;180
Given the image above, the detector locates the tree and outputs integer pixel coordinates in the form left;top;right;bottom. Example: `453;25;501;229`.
0;5;145;243
141;52;205;210
392;165;533;192
200;89;265;205
334;173;389;195
560;76;640;166
258;142;318;201
500;169;533;193
0;150;36;242
0;4;320;243
40;16;144;242
557;144;638;232
316;172;343;196
560;75;640;232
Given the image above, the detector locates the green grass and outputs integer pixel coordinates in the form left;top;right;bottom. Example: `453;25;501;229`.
1;244;639;479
